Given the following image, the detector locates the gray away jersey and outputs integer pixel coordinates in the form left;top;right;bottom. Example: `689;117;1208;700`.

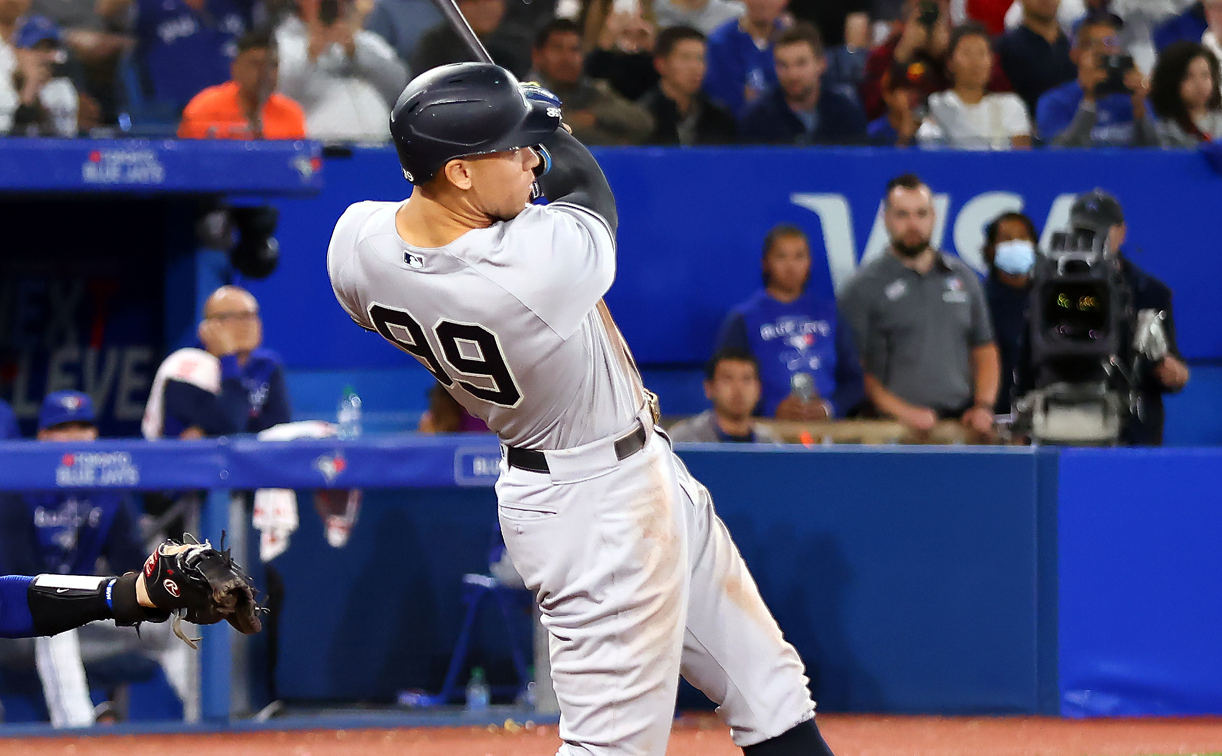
327;200;645;450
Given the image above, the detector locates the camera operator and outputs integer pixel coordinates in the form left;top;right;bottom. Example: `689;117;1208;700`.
1036;13;1159;146
1078;191;1188;444
1016;190;1188;446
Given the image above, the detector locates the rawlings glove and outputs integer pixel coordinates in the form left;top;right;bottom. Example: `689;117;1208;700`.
141;535;263;648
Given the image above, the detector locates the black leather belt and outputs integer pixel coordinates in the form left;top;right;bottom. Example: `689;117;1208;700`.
506;422;649;474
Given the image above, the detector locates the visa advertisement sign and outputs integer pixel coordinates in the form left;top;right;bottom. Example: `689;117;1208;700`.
253;147;1222;371
599;147;1222;365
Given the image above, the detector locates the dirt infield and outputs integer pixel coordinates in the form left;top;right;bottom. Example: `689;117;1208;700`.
2;714;1221;756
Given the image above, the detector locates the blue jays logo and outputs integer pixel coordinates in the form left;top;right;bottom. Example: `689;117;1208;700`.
314;451;348;484
946;277;964;292
61;394;83;411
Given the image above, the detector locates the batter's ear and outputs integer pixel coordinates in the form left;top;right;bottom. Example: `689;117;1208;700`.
442;159;474;191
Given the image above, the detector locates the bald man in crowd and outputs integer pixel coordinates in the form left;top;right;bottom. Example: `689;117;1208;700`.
143;286;291;439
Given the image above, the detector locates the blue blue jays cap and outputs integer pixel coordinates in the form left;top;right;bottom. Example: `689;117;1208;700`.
39;390;96;431
15;16;61;49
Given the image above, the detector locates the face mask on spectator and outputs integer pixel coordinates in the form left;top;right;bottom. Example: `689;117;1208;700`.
994;239;1036;275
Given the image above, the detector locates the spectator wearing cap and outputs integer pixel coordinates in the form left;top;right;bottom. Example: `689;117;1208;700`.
0;390;149;727
868;58;921;145
638;25;737;145
668;350;784;443
701;0;788;118
526;19;653;146
97;0;253;115
995;0;1077;116
278;0;408;142
738;22;868;144
917;23;1032;149
0;15;79;135
1036;13;1158;146
861;0;952;120
0;398;17;438
716;225;864;421
143;285;290;440
179;30;306;139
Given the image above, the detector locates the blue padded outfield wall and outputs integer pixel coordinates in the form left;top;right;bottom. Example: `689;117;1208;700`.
248;147;1222;442
270;444;1062;714
0;439;1219;717
1058;448;1222;717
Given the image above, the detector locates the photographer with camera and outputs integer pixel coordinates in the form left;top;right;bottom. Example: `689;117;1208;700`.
861;0;951;119
1015;190;1188;446
1036;13;1159;146
0;16;79;136
276;0;407;141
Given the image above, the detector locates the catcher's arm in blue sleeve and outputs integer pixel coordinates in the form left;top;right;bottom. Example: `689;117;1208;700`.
0;537;263;642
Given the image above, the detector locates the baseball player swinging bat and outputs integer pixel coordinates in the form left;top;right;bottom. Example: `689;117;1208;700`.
329;23;837;756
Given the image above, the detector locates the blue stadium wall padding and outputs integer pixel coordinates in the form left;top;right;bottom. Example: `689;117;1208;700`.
252;147;1222;373
1058;447;1222;716
271;445;1058;714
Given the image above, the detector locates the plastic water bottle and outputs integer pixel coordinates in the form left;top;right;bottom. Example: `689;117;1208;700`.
466;667;490;711
337;386;362;440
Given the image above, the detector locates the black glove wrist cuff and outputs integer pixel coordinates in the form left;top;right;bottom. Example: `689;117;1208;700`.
111;573;169;626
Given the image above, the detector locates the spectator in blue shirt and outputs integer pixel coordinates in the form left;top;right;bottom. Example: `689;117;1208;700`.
716;224;864;420
98;0;252;113
739;22;868;144
0;399;18;439
142;285;291;439
0;390;148;727
1153;2;1207;51
1036;13;1159;146
702;0;788;117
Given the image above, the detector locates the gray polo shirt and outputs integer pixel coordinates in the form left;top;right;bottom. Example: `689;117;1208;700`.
839;251;994;413
666;410;782;444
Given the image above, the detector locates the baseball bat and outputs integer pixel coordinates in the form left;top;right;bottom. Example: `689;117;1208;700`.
427;0;495;64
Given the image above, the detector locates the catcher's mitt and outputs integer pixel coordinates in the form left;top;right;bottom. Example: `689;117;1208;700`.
141;535;264;648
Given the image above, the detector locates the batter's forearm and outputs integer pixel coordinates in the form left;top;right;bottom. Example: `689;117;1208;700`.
536;129;618;232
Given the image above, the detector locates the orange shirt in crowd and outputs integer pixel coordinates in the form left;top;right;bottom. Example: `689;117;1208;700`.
178;82;307;140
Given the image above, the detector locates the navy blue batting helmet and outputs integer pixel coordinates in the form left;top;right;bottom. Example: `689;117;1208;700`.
389;63;561;186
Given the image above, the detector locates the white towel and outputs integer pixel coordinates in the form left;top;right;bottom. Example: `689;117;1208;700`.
142;348;220;440
252;421;337;561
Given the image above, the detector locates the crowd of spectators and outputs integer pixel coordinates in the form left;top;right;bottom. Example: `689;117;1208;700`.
0;0;1215;145
692;175;1189;446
